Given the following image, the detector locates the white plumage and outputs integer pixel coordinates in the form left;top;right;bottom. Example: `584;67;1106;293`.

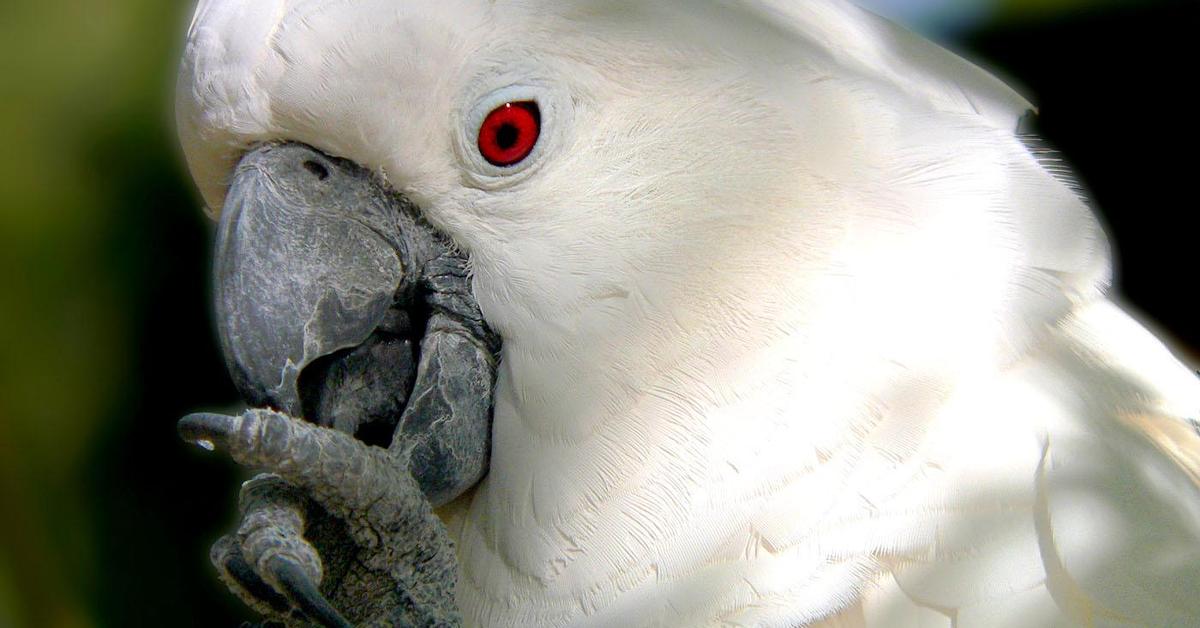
177;1;1200;625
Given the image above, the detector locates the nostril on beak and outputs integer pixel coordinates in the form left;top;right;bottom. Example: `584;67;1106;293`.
302;160;330;181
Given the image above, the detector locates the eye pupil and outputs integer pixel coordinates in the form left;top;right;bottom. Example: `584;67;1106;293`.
478;101;540;167
495;124;519;150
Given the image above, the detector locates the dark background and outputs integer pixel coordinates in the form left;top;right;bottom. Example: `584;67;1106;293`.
0;1;1194;626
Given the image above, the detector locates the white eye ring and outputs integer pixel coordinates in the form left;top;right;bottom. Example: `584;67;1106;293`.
454;80;570;189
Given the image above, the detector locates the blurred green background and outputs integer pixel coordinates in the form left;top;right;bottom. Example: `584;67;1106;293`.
0;1;1195;626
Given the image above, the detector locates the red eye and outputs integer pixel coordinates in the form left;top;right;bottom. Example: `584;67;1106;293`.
477;101;540;167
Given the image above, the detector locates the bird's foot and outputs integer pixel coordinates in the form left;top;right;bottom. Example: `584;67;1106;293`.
182;409;461;627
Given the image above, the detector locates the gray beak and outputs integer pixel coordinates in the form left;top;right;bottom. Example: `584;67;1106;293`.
197;143;498;628
214;142;499;505
215;143;436;435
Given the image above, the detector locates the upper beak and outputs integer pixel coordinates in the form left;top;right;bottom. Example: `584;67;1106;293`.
214;143;435;424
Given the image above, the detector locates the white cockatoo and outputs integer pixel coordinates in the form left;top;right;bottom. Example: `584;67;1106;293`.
176;0;1200;626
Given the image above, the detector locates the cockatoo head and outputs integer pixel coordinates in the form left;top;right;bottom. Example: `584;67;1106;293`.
182;0;1104;357
182;2;780;338
182;0;1122;467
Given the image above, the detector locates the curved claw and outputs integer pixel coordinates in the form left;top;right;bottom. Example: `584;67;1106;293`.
213;474;355;626
180;412;238;451
218;545;293;615
213;533;295;618
265;555;352;628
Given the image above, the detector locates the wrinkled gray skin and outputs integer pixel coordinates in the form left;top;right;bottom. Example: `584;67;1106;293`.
180;143;499;627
